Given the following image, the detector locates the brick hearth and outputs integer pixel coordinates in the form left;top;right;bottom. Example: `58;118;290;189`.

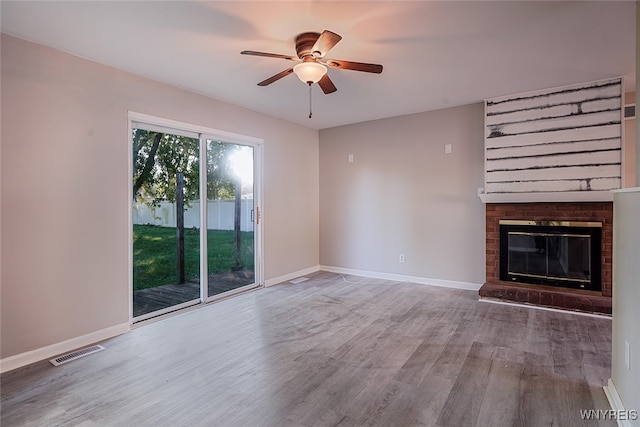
480;202;613;314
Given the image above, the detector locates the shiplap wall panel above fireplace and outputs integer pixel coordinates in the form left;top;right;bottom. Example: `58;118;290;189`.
484;78;623;197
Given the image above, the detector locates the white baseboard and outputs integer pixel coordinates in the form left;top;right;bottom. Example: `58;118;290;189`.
264;265;321;287
320;265;482;291
0;322;130;374
604;378;633;427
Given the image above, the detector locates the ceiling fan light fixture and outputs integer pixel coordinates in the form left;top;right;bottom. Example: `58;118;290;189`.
293;62;327;84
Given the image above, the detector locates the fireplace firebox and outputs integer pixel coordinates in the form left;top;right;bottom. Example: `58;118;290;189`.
499;220;602;291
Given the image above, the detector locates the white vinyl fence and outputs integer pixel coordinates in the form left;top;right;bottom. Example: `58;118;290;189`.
133;199;254;232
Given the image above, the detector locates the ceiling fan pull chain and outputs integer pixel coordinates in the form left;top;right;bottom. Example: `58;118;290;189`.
308;82;313;119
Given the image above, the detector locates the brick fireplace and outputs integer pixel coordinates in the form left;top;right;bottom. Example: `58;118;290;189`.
479;202;613;314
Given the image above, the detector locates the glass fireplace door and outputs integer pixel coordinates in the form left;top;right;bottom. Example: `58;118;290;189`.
499;220;602;291
507;232;591;284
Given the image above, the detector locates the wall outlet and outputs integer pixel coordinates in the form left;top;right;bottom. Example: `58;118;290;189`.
399;254;405;263
348;154;354;163
625;340;631;370
444;144;452;154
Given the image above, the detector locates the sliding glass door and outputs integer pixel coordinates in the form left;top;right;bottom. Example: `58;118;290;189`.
205;140;256;298
130;115;262;321
132;128;201;318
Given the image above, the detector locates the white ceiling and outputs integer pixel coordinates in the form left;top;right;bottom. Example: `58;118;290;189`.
1;1;635;130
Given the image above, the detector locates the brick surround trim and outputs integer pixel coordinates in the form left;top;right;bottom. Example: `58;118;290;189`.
482;202;613;313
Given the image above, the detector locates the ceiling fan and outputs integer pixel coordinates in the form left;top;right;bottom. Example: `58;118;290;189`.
241;30;383;95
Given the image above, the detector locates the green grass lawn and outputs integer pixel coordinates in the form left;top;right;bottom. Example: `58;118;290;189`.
133;224;254;290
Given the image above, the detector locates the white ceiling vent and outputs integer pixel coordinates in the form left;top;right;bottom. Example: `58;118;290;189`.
50;345;105;366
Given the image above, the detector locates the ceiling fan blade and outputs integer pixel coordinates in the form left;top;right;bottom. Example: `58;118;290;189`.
318;74;337;94
311;30;342;58
257;67;294;86
326;60;383;74
241;50;297;61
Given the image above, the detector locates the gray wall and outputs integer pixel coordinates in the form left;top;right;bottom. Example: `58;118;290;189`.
611;7;640;418
0;35;320;360
611;189;640;421
319;104;486;285
606;6;640;418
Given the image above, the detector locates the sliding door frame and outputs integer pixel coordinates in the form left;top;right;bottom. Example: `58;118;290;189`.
128;112;264;324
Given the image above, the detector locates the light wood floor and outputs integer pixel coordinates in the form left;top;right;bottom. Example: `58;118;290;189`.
1;271;614;426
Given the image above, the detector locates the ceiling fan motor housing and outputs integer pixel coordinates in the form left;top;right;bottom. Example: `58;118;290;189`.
295;32;322;60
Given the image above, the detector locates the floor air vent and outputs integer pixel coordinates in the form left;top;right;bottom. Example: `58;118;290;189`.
290;277;309;284
50;345;105;366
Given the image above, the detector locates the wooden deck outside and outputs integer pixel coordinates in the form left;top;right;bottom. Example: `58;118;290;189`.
133;270;254;317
